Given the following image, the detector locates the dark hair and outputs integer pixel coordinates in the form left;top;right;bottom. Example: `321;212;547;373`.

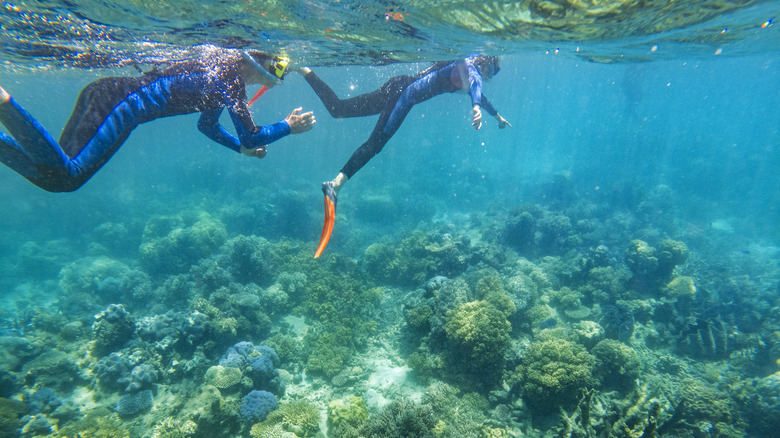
244;49;273;65
475;55;500;76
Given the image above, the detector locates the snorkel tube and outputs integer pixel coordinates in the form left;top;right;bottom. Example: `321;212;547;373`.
247;86;269;106
242;50;289;107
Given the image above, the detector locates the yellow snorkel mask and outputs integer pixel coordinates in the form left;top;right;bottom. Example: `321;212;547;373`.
269;56;289;80
242;50;288;86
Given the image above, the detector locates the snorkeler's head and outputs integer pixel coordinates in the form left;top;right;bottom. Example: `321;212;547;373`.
242;50;289;84
473;55;500;80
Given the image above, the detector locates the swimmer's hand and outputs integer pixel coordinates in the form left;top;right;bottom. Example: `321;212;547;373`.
472;105;482;130
241;145;267;159
496;114;512;129
286;107;316;134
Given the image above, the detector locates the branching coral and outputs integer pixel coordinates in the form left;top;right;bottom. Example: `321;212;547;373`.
362;399;436;438
278;399;321;436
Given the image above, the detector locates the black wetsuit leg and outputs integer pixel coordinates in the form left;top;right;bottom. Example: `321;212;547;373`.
304;73;419;178
339;75;437;179
305;72;409;119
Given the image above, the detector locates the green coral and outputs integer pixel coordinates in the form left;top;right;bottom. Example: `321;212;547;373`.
139;211;227;275
582;265;632;302
58;256;151;310
475;276;516;318
250;421;284;438
23;349;82;390
626;239;690;291
677;378;739;427
406;351;436;385
362;399;436;438
306;330;351;378
626;239;658;277
248;399;321;438
58;408;130;438
151;417;197;438
91;316;135;357
591;339;642;390
519;338;596;412
0;398;26;437
549;287;583;310
444;300;511;387
264;333;303;365
657;239;689;278
664;276;696;300
362;229;469;287
204;365;243;389
405;305;433;332
527;303;556;326
278;399;321;436
327;395;368;437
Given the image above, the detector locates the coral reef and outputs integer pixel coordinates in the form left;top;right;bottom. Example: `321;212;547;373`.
139;211;228;276
444;300;512;387
0;398;27;437
151;416;198;438
362;399;436;438
515;338;596;412
240;390;278;423
327;395;368;437
1;146;777;438
591;339;642;390
116;389;153;417
204;365;243;389
276;399;322;437
91;304;135;357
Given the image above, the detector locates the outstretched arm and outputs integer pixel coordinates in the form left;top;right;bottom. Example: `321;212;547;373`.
465;60;487;130
228;100;315;158
197;108;241;152
480;94;511;129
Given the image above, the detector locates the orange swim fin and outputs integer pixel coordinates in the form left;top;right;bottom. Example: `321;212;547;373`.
314;193;336;258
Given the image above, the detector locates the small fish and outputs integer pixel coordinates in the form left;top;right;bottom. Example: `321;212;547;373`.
539;317;557;329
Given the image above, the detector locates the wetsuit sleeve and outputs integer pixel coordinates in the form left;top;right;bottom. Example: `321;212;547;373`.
479;94;498;117
226;98;291;149
465;60;484;108
197;108;241;152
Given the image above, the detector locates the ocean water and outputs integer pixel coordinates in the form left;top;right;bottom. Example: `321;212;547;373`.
1;1;779;437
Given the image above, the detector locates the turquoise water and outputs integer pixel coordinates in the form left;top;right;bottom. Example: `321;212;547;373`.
1;2;780;438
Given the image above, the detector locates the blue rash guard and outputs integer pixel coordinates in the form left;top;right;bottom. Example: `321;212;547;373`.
0;50;290;192
304;57;498;179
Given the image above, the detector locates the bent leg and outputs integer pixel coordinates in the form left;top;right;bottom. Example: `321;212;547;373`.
337;79;424;179
304;72;410;119
0;132;40;179
0;97;72;169
0;95;95;191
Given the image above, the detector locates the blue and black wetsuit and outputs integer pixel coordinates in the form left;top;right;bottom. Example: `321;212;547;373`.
303;57;498;179
0;50;290;192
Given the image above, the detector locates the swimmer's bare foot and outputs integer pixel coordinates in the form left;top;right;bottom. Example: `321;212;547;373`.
0;87;9;103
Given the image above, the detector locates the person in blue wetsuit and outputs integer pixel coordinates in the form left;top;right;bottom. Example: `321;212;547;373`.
0;47;316;192
296;55;511;257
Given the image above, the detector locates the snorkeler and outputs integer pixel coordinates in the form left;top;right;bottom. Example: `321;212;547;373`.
295;55;511;257
0;47;316;192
